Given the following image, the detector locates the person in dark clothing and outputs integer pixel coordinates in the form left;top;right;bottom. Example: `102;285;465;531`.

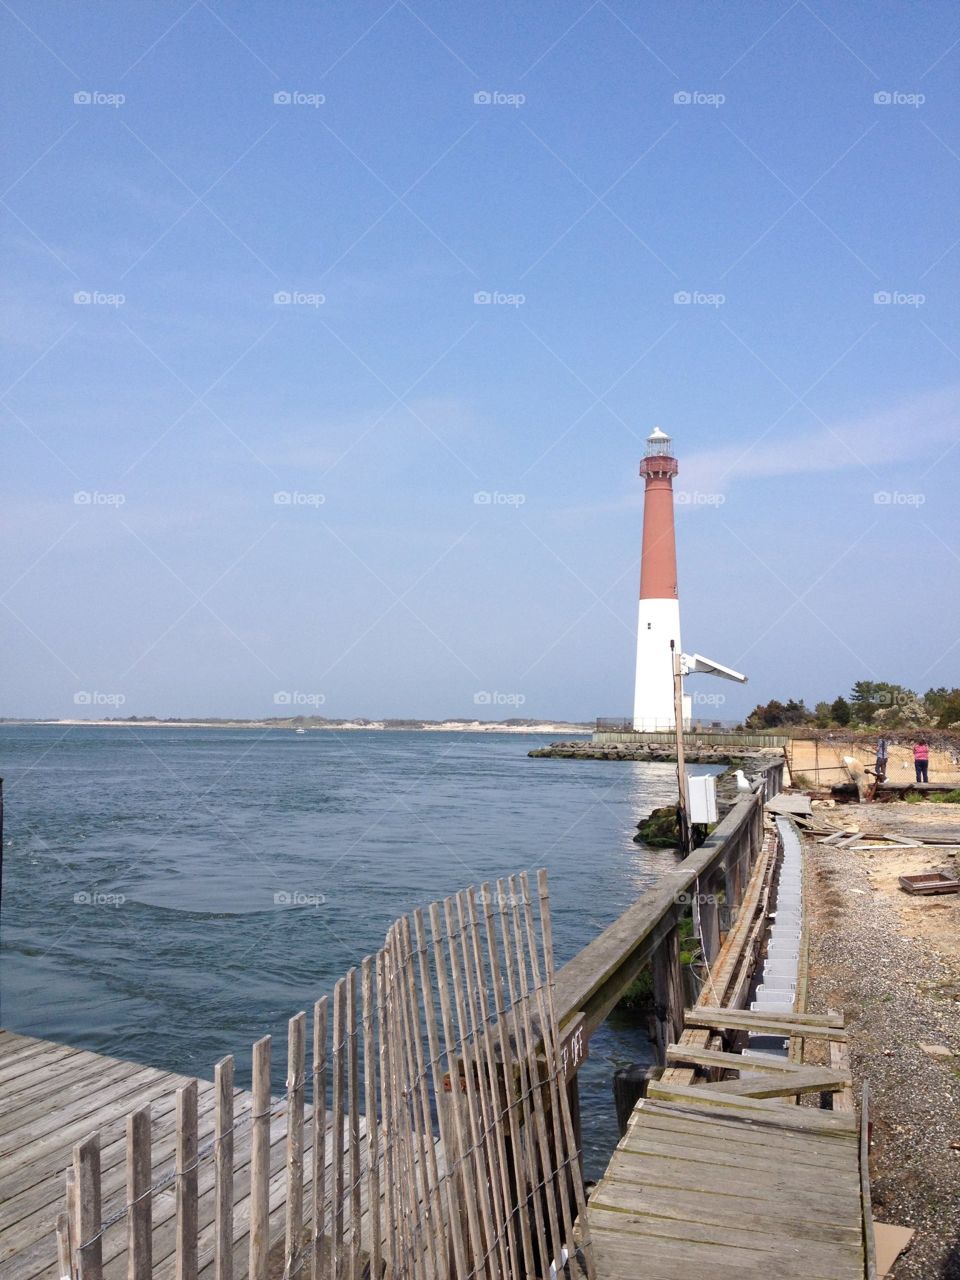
913;740;929;783
875;737;888;784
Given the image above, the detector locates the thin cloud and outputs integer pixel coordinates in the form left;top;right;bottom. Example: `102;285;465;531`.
683;386;960;491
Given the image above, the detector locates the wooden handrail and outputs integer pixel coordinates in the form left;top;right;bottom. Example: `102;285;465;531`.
553;784;769;1042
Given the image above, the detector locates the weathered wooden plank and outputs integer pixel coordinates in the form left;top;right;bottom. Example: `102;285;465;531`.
624;1107;857;1169
665;1044;808;1074
590;1179;862;1244
0;1044;89;1093
602;1150;860;1215
0;1063;180;1152
590;1224;859;1280
684;1008;847;1039
587;1204;863;1267
0;1044;152;1109
637;1086;858;1132
617;1131;861;1185
0;1077;217;1214
0;1085;233;1257
1;1070;187;1178
694;1064;851;1099
830;1009;855;1113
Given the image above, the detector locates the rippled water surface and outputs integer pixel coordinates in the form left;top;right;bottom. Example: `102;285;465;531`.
0;725;720;1177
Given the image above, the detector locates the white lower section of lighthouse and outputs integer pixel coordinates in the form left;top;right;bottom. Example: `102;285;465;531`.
632;598;690;731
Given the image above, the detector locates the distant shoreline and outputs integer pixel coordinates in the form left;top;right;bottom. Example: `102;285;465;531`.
5;719;593;734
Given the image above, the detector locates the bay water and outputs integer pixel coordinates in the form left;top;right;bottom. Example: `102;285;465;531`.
0;726;719;1178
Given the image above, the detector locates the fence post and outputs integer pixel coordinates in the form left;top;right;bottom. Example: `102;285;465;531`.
651;925;685;1062
698;878;722;964
250;1037;272;1280
311;997;328;1280
214;1056;234;1280
73;1133;102;1280
285;1013;306;1279
127;1106;152;1280
176;1080;198;1280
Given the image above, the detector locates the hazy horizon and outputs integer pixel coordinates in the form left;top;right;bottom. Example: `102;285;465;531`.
4;2;958;721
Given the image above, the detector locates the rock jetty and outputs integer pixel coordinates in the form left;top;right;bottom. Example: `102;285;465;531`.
528;739;783;766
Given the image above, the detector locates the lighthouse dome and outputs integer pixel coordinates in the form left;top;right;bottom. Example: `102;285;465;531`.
645;426;673;456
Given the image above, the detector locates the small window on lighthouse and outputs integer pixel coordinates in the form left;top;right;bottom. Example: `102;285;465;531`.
647;622;652;630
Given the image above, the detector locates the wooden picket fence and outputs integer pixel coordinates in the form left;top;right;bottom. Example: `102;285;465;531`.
55;871;592;1280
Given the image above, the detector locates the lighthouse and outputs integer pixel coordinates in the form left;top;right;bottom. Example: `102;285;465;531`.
632;428;746;731
633;428;684;731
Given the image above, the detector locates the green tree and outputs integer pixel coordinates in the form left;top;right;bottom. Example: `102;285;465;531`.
745;699;815;729
745;700;785;729
782;698;815;726
848;681;915;725
923;687;960;725
830;696;851;726
932;692;960;728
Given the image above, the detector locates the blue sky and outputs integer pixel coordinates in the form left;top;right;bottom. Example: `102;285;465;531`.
2;0;959;720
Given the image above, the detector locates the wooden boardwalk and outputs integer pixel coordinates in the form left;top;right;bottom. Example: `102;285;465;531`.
0;1029;405;1280
586;1007;869;1279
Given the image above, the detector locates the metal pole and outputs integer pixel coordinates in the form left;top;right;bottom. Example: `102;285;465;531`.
671;642;690;854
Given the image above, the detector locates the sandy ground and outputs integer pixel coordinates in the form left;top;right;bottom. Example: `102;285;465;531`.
804;801;960;1279
808;801;960;963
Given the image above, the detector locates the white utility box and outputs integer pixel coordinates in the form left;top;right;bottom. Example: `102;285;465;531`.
686;772;718;824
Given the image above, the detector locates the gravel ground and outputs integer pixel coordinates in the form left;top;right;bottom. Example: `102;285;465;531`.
805;831;960;1279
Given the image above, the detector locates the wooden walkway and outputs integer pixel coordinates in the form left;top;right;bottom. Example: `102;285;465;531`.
0;1029;411;1280
587;1007;869;1279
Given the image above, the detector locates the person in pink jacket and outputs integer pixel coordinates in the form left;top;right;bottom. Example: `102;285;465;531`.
913;740;929;783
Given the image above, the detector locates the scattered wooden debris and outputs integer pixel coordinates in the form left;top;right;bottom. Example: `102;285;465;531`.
898;872;960;896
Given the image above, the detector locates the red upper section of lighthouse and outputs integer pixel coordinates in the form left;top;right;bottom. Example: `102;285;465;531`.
638;430;679;600
639;455;679;479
